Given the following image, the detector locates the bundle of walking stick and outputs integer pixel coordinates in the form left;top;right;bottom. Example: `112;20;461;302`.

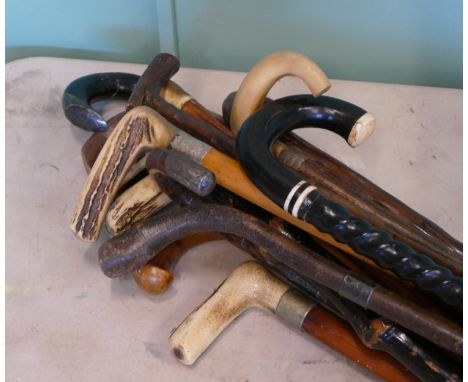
64;51;462;381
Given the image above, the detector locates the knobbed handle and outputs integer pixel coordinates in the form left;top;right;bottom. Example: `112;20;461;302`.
62;72;139;132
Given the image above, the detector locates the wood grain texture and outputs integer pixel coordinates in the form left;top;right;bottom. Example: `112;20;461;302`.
132;232;223;295
302;308;419;382
70;106;174;241
281;133;463;275
200;149;386;269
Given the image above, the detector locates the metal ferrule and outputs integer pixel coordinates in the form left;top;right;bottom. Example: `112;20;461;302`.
275;288;316;329
338;273;378;309
147;149;216;197
170;130;212;163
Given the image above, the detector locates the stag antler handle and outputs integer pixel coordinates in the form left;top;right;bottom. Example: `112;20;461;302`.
70;106;174;241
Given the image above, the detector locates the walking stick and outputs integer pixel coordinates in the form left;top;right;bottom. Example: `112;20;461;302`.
97;203;462;355
236;95;462;309
171;261;459;382
66;57;462;275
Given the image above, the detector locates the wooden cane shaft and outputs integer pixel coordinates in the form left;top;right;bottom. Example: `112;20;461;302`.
183;100;235;139
327;243;446;314
302;308;418;382
200;149;385;269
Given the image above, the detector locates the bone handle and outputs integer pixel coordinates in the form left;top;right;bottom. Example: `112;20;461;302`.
230;51;331;133
70;106;175;242
169;261;289;365
169;261;433;382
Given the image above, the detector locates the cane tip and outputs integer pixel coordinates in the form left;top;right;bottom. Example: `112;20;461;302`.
171;344;195;365
133;265;174;295
348;112;376;147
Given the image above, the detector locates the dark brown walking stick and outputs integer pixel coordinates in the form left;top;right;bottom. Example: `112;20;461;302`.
132;232;221;295
224;91;463;275
97;203;462;355
227;51;462;274
146;175;461;375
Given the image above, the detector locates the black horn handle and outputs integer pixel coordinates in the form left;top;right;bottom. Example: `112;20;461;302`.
62;72;139;132
236;95;462;310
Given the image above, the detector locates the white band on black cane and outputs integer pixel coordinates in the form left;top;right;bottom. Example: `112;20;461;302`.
283;180;306;212
291;185;316;218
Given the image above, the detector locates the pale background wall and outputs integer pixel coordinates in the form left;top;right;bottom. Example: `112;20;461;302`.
5;0;462;88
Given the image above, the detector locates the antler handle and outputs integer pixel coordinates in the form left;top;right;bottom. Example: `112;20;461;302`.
70;106;174;241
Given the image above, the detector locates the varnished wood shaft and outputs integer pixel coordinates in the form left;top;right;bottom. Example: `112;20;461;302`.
199;149;383;269
226;49;461;274
302;308;419;382
281;133;463;274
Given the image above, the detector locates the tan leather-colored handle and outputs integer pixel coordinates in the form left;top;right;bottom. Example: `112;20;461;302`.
70;106;175;242
230;51;331;133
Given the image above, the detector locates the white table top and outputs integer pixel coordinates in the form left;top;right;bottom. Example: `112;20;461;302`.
6;57;462;382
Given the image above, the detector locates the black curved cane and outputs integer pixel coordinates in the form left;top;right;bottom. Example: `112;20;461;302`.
62;72;139;132
236;95;462;310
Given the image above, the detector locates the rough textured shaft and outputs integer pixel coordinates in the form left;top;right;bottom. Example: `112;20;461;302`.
98;204;462;355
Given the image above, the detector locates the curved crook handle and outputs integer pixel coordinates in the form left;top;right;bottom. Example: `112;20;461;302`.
230;51;332;134
62;71;196;132
62;72;139;132
236;96;462;310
